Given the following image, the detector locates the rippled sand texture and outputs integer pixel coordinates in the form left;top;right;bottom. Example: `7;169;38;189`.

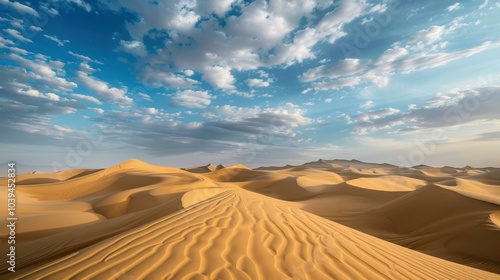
1;159;499;279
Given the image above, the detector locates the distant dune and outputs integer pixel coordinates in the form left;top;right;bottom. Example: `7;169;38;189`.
1;159;499;279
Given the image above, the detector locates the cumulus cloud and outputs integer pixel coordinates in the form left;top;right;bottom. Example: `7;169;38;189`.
137;92;152;101
68;51;103;64
53;125;74;133
345;86;500;135
360;100;374;109
300;18;496;91
118;40;147;57
43;34;70;46
202;66;235;90
6;52;77;92
139;66;200;89
100;0;368;90
145;107;159;115
76;63;133;105
447;3;462;12
4;28;32;43
70;93;102;104
246;78;270;88
170;90;212;108
409;26;445;44
0;0;39;16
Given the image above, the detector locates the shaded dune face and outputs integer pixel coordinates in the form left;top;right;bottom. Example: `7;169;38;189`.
1;159;499;279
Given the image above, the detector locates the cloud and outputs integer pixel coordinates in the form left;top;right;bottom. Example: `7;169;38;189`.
145;107;159;115
196;0;236;17
183;69;194;76
299;58;366;82
0;0;39;16
446;3;462;12
479;0;489;9
346;86;500;135
53;125;74;133
409;26;445;44
71;93;102;105
246;78;270;88
118;40;147;57
360;100;374;109
99;0;368;90
4;28;33;43
137;92;152;101
301;22;496;91
76;63;133;105
202;66;235;90
68;51;103;64
43;34;70;46
67;0;92;12
139;67;200;89
170;90;212;108
17;87;60;101
6;53;77;92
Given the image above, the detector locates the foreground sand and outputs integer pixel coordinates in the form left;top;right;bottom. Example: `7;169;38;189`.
1;159;499;279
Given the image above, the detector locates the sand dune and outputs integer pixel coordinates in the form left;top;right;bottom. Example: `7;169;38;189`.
7;190;498;280
1;159;499;278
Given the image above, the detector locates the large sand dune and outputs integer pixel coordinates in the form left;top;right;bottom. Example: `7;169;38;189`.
1;159;499;279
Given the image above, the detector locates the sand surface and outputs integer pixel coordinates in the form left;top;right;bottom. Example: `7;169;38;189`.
1;158;499;279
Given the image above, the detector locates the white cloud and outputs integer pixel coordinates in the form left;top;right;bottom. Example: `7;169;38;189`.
368;3;387;13
89;108;104;114
410;25;445;44
312;77;362;90
170;90;212;108
68;51;103;64
202;66;235;90
0;35;14;48
4;28;32;43
17;87;61;101
8;46;28;54
29;25;42;32
10;18;23;29
446;3;462;12
479;0;489;9
100;0;369;91
301;19;496;92
68;0;92;12
360;100;374;109
43;34;69;46
118;40;147;57
53;125;74;133
71;93;102;104
0;0;39;16
183;69;194;76
76;63;133;105
246;78;270;88
300;58;365;82
137;92;152;101
348;86;500;135
140;67;200;89
145;107;159;115
7;53;77;91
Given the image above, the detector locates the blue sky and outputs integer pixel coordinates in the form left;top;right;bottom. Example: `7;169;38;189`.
1;0;499;172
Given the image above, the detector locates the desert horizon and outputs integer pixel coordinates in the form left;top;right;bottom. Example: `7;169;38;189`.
1;158;500;279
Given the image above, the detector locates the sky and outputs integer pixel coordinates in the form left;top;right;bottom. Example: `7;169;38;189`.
0;0;499;173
